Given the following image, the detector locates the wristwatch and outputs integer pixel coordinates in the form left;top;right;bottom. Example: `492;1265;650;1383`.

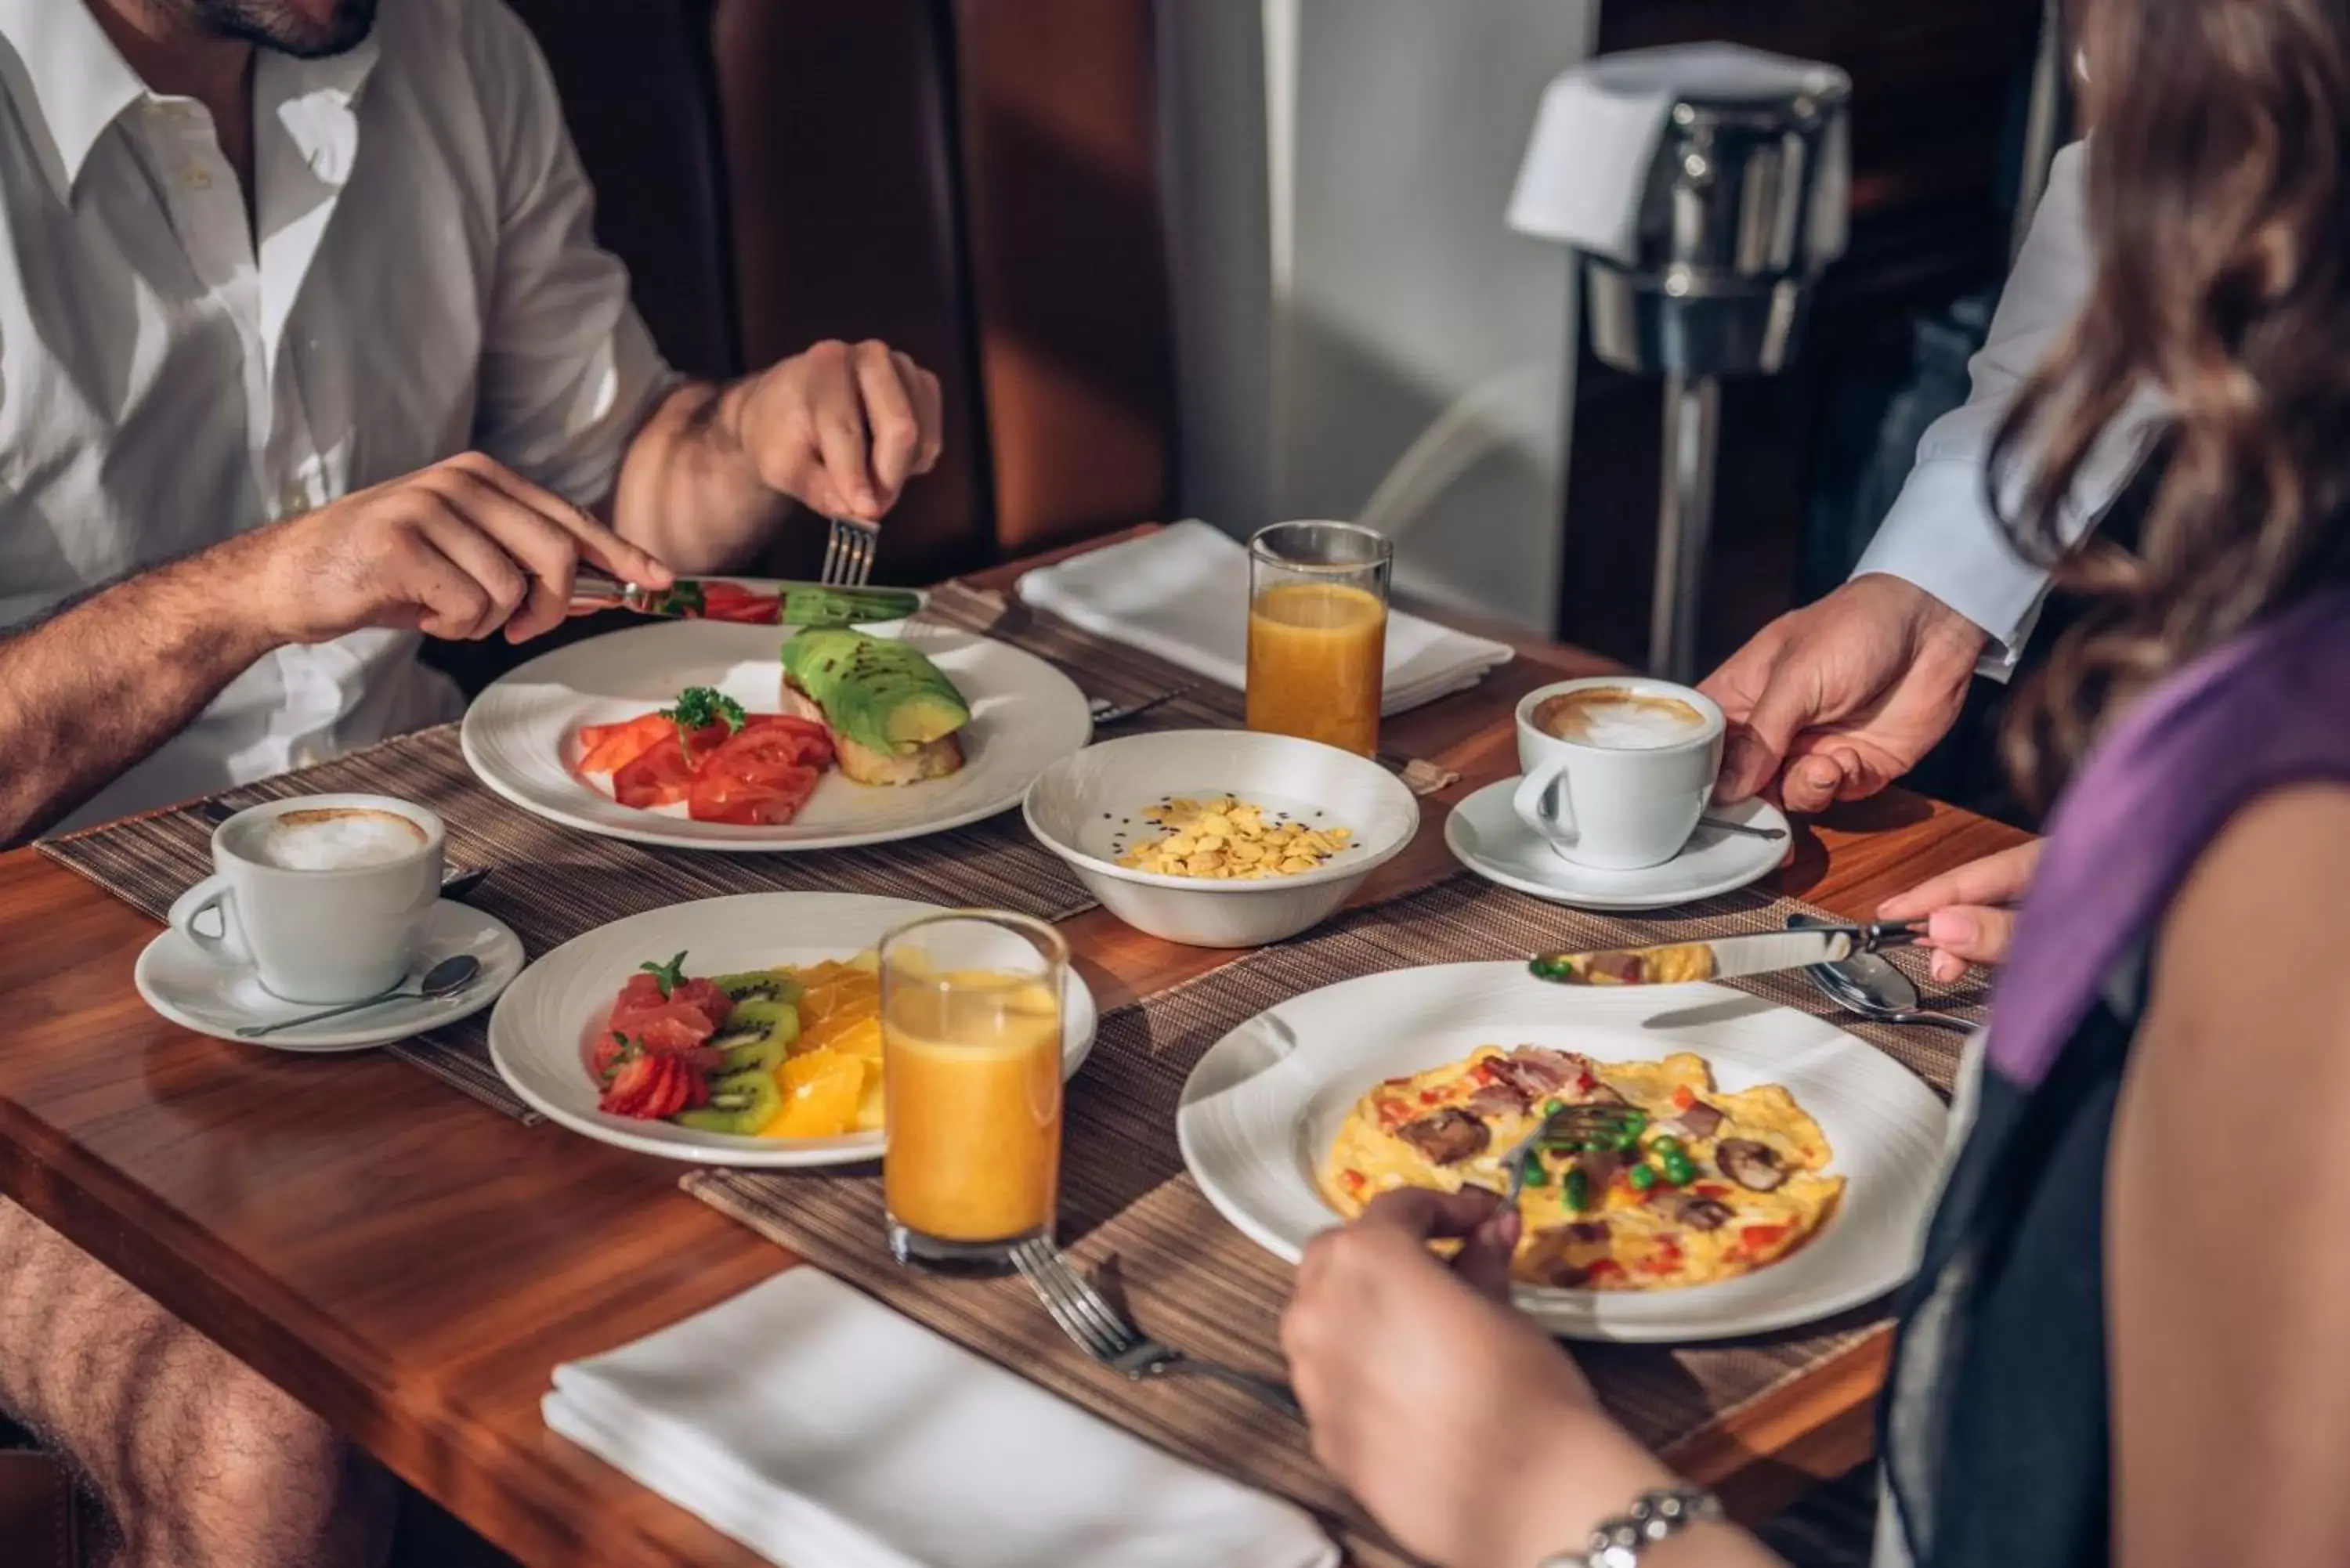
1538;1485;1723;1567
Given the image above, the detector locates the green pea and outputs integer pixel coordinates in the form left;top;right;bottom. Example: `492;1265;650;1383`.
1543;1097;1566;1116
1564;1167;1590;1212
1521;1161;1550;1187
1650;1134;1683;1154
1661;1150;1697;1186
1629;1163;1658;1192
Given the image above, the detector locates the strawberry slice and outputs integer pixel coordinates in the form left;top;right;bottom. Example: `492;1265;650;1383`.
599;1053;664;1118
643;1057;690;1120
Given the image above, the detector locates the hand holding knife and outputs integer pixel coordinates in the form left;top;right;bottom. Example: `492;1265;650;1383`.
1528;920;1928;986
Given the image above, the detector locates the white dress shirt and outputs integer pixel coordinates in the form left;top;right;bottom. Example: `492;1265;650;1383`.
1851;142;2166;676
0;0;675;830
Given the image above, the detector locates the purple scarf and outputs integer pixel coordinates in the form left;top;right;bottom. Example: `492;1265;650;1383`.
1987;584;2350;1089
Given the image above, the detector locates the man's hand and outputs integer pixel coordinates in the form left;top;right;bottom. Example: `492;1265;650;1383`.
236;452;672;647
1878;840;2041;983
1701;573;1988;813
725;339;945;521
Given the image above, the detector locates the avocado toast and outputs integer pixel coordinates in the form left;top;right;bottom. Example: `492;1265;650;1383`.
779;627;973;786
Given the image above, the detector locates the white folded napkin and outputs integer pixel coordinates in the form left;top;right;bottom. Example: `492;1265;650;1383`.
544;1268;1337;1568
1016;521;1513;715
1508;43;1852;266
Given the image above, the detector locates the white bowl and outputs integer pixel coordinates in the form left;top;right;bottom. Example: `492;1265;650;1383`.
1022;730;1421;947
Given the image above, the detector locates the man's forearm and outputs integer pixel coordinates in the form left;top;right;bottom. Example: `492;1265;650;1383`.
0;547;277;844
607;379;791;574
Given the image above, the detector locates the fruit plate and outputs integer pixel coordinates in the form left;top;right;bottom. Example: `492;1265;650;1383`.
460;619;1093;852
489;893;1098;1167
1176;962;1947;1342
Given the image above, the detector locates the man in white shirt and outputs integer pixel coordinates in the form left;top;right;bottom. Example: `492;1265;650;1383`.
1700;142;2160;814
0;1;944;1561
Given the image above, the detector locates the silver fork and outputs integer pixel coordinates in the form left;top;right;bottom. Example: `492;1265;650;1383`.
1087;686;1190;727
820;515;880;587
1010;1237;1303;1419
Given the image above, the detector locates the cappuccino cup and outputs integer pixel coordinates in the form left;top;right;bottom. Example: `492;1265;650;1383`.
166;794;445;1003
1512;678;1723;869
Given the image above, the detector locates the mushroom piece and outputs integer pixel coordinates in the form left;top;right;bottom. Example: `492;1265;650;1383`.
1661;1194;1734;1231
1714;1138;1788;1192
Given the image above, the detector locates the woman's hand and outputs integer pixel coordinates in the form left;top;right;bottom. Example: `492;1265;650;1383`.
1282;1190;1681;1568
1877;840;2043;982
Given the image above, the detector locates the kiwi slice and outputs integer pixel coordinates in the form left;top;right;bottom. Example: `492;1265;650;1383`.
672;1067;784;1135
708;999;801;1074
712;968;804;1006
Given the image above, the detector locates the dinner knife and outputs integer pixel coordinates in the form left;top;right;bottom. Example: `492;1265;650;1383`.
1528;920;1926;986
569;570;922;626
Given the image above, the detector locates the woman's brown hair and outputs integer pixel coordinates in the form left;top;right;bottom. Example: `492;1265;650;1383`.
1991;0;2350;810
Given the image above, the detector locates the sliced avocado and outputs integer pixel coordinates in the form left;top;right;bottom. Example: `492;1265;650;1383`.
707;999;800;1074
711;969;804;1007
781;628;971;756
672;1067;784;1135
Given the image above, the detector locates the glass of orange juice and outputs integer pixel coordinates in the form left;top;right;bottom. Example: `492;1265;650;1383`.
880;910;1066;1275
1245;520;1394;757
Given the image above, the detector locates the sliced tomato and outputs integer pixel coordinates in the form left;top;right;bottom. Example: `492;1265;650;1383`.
686;723;833;826
696;582;783;624
611;739;697;809
578;713;673;775
689;765;821;826
1740;1223;1792;1255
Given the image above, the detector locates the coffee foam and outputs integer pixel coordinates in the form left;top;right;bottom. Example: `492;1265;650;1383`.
1535;688;1708;750
258;808;428;872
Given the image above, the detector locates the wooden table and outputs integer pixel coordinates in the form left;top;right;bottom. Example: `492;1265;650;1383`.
0;536;2029;1566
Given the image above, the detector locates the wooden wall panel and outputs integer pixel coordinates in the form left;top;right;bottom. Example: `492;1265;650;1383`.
952;0;1176;554
713;0;996;583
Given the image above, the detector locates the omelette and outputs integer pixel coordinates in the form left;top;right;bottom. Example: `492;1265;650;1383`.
1320;1046;1843;1292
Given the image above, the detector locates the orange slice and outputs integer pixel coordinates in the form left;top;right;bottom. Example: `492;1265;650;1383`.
765;1048;865;1138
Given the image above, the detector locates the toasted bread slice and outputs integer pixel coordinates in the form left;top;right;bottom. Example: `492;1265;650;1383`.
781;679;966;786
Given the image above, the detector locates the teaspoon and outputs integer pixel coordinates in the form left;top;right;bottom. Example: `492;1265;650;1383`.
1786;916;1976;1034
237;954;482;1039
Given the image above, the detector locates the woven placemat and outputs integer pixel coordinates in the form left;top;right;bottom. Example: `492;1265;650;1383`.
685;876;1984;1564
40;583;1466;1119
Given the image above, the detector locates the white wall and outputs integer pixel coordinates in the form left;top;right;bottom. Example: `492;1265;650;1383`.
1158;0;1600;633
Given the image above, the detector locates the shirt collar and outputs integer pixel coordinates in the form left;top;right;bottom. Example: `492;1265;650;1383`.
0;2;385;202
0;0;150;200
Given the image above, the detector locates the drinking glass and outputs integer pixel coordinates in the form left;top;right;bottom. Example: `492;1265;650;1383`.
1245;520;1394;757
880;910;1067;1275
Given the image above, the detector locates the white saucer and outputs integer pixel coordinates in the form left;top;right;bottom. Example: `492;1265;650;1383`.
1444;781;1788;911
135;900;526;1053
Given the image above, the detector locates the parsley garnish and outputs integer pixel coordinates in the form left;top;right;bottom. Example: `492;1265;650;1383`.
658;685;746;763
661;685;747;733
638;952;689;998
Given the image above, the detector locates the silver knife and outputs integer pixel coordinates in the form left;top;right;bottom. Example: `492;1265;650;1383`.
569;571;923;626
1528;920;1925;986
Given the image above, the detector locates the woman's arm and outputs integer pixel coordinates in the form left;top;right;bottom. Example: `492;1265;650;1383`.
2110;782;2350;1565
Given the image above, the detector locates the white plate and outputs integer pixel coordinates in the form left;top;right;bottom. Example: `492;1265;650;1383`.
461;620;1093;852
136;900;524;1052
1446;781;1788;911
1177;962;1947;1341
488;893;1098;1168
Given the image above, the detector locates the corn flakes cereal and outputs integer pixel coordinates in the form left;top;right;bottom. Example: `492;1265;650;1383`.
1116;796;1353;880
